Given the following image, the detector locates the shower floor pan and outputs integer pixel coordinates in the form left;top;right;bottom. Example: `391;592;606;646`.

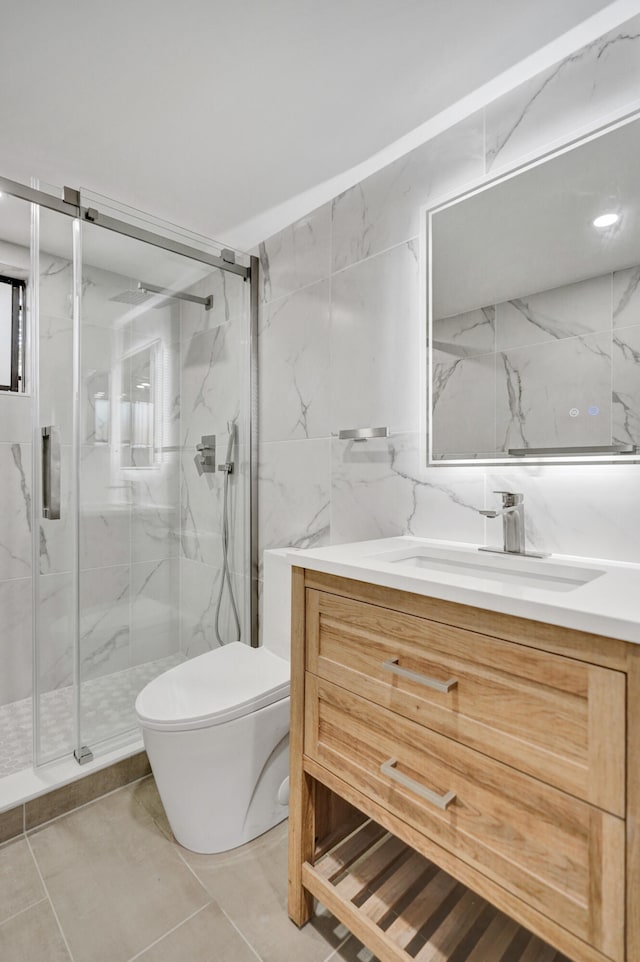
0;654;183;779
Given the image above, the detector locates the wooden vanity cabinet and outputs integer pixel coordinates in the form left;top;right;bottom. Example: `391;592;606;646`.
289;567;640;962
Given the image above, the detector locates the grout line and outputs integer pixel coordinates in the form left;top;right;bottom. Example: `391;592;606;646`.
24;833;77;962
0;896;48;929
125;902;213;962
219;906;264;962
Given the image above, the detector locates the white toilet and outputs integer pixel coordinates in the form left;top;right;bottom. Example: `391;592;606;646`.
135;549;292;854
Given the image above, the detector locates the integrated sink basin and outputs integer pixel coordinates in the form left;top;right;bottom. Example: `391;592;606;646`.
368;544;605;592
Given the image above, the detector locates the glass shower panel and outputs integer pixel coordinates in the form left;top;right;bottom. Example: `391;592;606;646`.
35;204;79;764
0;194;37;779
77;221;251;756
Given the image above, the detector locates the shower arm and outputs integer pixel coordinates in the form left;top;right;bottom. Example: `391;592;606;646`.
138;281;213;310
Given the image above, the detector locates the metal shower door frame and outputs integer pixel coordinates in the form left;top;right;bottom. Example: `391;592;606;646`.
0;173;260;771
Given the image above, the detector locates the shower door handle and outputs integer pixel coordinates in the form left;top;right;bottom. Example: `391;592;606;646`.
42;425;61;520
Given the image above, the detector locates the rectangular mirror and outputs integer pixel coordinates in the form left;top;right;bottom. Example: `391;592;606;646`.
428;112;640;464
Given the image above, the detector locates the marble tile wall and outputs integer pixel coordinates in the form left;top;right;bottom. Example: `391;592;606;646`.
178;271;252;654
257;11;640;572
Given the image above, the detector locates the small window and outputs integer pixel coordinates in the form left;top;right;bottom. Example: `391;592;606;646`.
0;275;26;392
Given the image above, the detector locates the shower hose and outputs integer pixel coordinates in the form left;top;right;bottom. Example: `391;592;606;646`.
214;425;242;646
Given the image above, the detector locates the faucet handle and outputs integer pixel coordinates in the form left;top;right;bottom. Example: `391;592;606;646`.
492;490;523;507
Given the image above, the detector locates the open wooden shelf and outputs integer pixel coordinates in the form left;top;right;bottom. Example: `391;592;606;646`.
303;818;571;962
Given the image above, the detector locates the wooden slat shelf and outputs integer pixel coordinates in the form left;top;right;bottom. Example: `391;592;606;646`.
303;819;571;962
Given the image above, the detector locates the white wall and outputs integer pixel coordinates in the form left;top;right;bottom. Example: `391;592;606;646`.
257;13;640;572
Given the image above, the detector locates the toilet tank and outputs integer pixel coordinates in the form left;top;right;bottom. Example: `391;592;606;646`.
262;548;294;662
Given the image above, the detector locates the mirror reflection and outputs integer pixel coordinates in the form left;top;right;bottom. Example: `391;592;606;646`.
429;114;640;462
120;342;158;468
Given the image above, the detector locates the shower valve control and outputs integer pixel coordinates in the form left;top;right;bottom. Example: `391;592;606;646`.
195;435;216;475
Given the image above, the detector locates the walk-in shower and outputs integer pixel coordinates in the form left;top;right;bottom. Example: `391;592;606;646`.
0;178;258;809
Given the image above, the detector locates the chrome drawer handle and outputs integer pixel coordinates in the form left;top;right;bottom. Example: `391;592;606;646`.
381;658;457;693
380;758;456;811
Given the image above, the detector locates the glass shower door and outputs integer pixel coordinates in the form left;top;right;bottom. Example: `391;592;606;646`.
34;202;80;765
76;217;251;757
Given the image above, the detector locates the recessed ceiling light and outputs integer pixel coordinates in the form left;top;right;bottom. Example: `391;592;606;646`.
593;212;619;228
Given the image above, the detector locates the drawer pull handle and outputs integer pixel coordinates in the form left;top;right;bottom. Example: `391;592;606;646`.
382;658;457;693
380;758;456;811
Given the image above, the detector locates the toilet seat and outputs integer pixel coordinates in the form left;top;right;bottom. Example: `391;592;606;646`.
135;642;290;733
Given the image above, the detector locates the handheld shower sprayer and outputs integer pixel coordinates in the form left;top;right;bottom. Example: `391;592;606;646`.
215;420;241;646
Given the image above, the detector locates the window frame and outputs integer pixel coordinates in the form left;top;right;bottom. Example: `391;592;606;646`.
0;273;26;392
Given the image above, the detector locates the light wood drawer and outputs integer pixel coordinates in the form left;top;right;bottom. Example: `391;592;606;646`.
305;674;625;962
306;589;626;816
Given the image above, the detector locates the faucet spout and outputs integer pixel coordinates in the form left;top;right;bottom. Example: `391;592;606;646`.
479;491;525;553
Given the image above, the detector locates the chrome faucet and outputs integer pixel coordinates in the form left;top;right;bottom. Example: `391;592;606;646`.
480;491;524;553
478;491;546;558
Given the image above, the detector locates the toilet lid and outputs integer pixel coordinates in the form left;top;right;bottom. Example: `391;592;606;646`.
134;642;290;732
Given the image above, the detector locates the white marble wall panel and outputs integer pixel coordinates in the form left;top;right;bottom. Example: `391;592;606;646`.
332;112;484;273
332;434;485;546
258;439;330;571
331;241;420;435
80;261;142;328
0;443;32;582
131;558;179;665
179;559;249;656
0;395;31;443
495;274;612;351
180;270;247;343
79;445;131;570
258;279;331;442
431;350;496;459
613;266;640;329
259;203;331;303
180;558;221;656
37;571;74;692
0;577;32;707
485;465;640;562
485;15;640;173
180;444;245;573
129;302;181;355
39;254;73;321
39;312;73;444
496;332;612;452
79;565;130;681
181;323;244;446
433;307;495;357
131;459;180;563
612;324;640;445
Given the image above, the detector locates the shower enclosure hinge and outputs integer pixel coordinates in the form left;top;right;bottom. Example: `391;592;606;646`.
85;208;99;222
63;185;81;207
74;745;94;765
221;248;236;265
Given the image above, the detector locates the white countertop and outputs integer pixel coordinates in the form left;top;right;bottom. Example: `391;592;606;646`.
287;536;640;644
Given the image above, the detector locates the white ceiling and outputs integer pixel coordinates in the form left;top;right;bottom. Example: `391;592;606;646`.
0;1;628;251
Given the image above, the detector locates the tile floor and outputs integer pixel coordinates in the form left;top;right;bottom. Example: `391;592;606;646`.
0;655;183;778
0;775;372;962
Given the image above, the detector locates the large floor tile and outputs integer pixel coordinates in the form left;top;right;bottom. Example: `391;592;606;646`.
181;820;349;962
0;899;71;962
134;902;259;962
0;837;45;924
28;786;210;962
130;774;173;841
